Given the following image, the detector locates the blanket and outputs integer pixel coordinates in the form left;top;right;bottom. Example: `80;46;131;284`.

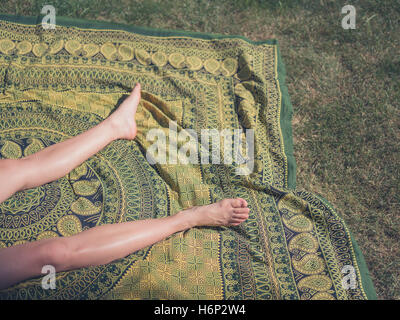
0;14;376;300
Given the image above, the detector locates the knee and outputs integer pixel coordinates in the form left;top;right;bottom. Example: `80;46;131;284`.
39;238;73;272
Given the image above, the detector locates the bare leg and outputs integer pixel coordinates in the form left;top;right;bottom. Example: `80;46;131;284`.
0;83;141;204
0;82;250;290
0;198;249;290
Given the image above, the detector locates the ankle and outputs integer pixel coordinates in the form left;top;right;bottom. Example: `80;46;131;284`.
174;210;196;231
103;116;123;141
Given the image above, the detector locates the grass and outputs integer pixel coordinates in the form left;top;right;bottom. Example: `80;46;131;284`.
1;0;399;300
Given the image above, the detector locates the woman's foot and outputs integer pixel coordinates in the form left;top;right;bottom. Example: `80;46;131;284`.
107;83;141;140
178;198;250;229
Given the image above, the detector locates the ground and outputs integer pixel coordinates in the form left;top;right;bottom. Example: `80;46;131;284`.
1;0;399;299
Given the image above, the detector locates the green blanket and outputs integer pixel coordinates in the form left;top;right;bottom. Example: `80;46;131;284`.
0;14;376;300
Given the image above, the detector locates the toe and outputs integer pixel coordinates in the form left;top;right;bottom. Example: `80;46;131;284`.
231;198;244;208
132;82;141;94
230;219;244;225
237;198;248;208
234;208;250;215
233;213;249;220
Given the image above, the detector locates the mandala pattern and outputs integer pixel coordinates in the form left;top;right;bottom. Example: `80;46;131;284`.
0;104;167;299
0;15;375;300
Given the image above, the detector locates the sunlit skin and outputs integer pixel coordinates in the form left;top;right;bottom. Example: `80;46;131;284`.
0;83;249;290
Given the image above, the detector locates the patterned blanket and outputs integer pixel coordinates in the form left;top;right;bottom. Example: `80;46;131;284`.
0;14;376;300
